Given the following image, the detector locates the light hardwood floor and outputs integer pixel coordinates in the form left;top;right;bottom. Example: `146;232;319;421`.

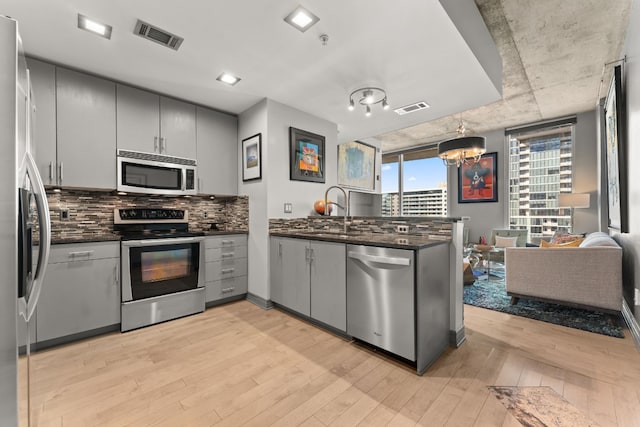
19;301;640;426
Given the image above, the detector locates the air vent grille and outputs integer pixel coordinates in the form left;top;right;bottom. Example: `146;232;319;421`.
133;20;184;51
394;101;430;115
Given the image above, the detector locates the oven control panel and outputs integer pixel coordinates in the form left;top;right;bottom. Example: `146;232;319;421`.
114;208;189;224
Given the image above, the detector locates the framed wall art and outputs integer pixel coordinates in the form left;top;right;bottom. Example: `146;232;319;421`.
242;133;262;182
458;152;498;203
289;127;325;183
604;64;628;232
337;141;376;191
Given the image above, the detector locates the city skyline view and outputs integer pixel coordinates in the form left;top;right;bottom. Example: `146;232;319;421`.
381;157;447;193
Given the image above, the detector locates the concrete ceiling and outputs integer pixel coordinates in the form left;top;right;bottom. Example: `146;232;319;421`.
368;0;632;152
1;0;502;145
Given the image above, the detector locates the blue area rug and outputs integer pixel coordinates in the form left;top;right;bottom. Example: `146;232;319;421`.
464;275;624;338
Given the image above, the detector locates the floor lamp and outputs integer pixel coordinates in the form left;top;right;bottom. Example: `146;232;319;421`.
558;193;590;233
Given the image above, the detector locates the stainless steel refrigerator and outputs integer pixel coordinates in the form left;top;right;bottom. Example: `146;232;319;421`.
1;15;51;426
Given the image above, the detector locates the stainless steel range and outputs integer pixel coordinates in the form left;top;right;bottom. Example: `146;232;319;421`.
114;208;205;332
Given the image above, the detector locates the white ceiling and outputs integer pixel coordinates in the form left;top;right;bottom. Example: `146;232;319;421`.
1;0;503;145
368;0;632;152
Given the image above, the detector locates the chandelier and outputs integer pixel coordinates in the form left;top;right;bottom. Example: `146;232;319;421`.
437;118;486;167
348;87;389;117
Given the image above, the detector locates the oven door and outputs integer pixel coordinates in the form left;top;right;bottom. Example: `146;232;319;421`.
121;237;204;302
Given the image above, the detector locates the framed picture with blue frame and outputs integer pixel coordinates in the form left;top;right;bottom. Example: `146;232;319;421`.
458;152;498;203
289;127;325;183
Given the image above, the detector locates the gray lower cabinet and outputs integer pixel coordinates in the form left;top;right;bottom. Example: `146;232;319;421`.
196;106;238;195
204;235;248;304
270;237;346;331
36;242;120;343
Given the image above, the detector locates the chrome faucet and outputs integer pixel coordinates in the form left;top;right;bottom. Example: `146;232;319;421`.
324;185;350;234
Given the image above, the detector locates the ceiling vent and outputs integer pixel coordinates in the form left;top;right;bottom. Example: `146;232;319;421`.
394;101;430;115
133;20;184;51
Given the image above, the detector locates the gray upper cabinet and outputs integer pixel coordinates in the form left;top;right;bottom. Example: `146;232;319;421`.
116;84;196;159
161;97;197;159
56;67;116;189
196;106;238;195
28;59;57;186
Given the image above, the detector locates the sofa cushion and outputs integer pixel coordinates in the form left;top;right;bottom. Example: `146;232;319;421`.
579;233;620;248
540;238;584;248
495;235;518;248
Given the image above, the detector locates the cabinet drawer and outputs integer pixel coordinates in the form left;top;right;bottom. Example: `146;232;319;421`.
205;258;247;282
205;245;248;262
49;241;119;264
205;234;247;250
206;276;248;302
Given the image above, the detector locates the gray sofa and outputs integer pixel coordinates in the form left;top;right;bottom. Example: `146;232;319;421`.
505;232;622;313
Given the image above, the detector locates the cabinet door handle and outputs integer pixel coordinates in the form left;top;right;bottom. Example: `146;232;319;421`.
69;250;93;259
160;137;166;153
113;264;119;287
49;161;53;182
154;136;158;152
309;248;314;264
221;240;234;245
221;268;235;274
221;287;235;294
278;242;282;258
221;253;234;258
58;161;63;184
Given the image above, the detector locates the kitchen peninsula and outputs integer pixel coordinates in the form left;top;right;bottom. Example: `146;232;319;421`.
269;216;465;374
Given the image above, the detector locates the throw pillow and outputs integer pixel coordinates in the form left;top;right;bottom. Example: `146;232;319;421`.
540;238;584;248
550;230;585;245
495;235;518;248
579;235;620;248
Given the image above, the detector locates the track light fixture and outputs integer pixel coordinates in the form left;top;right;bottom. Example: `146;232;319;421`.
348;87;389;116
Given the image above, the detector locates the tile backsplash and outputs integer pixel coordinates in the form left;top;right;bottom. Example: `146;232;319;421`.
44;189;248;240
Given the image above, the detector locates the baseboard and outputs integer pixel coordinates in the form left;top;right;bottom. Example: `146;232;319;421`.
246;292;273;310
622;299;640;350
450;326;466;347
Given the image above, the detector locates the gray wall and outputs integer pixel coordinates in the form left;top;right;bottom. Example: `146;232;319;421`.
449;113;600;243
617;0;640;327
448;128;506;243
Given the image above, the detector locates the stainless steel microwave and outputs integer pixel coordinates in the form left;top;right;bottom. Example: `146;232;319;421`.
117;149;197;196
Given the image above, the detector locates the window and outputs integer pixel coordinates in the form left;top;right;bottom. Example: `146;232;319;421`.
381;147;447;216
507;118;576;240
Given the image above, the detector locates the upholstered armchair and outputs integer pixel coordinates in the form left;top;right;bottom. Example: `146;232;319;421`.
489;228;528;263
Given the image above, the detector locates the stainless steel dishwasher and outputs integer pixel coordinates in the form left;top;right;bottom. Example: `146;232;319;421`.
346;244;415;361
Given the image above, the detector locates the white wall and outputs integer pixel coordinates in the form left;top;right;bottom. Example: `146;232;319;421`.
238;99;269;300
238;99;341;301
448;128;506;243
618;0;640;325
572;110;600;234
266;99;339;218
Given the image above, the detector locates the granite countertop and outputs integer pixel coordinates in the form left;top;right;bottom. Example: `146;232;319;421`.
202;230;249;236
270;230;450;250
50;233;122;245
48;230;249;245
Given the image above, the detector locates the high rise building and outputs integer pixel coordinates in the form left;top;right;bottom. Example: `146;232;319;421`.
382;187;447;216
508;124;574;240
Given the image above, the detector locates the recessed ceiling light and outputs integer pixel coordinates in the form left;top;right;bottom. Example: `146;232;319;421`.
216;72;241;86
77;14;112;39
284;6;319;32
